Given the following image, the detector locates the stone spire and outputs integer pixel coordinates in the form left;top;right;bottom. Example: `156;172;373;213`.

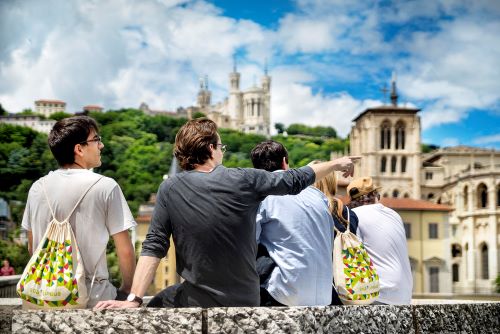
390;72;398;107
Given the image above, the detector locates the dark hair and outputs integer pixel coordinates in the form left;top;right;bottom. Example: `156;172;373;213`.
48;116;99;166
348;190;380;209
250;140;289;172
174;118;218;170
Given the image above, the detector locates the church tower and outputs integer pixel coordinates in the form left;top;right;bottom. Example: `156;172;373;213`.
228;58;242;126
350;75;421;199
197;76;211;109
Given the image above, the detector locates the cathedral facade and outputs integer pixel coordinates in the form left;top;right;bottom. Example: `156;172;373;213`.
350;80;500;295
189;65;271;136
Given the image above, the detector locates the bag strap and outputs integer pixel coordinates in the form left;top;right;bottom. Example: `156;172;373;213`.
42;175;104;222
332;199;350;234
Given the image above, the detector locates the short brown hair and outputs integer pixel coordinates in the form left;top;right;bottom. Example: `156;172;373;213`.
174;118;218;170
48;116;99;166
250;140;289;172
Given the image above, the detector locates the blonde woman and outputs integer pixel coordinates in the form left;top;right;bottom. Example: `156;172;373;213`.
312;165;359;305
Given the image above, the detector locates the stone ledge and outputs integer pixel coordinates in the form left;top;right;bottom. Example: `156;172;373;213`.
1;301;499;333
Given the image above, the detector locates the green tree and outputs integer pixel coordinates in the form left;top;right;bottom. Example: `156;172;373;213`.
422;143;439;153
193;111;206;119
0;237;30;274
49;112;73;121
275;122;285;134
0;103;7;115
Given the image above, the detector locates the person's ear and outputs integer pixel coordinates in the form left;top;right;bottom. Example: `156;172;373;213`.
74;144;84;158
281;157;289;170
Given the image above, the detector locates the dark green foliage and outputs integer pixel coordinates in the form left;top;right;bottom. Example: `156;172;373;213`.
422;143;440;153
48;112;72;121
274;122;285;134
0;110;350;280
0;237;30;274
0;124;57;203
0;103;7;115
193;112;206;119
286;123;337;138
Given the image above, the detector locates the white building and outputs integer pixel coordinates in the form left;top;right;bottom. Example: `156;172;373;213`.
0;114;55;134
350;78;500;295
191;64;271;136
34;99;66;118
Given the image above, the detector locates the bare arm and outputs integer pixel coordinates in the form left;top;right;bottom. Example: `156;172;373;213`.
28;230;33;256
309;156;361;181
94;255;160;309
112;230;136;293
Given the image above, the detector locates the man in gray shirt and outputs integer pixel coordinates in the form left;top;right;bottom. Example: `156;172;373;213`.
96;118;359;308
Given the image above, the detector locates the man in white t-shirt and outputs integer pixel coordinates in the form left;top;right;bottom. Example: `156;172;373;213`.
22;116;137;307
347;177;412;304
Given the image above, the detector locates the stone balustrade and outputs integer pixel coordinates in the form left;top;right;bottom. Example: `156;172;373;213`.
1;299;499;333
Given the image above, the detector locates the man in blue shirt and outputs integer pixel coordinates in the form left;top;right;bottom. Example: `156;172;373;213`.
251;140;335;306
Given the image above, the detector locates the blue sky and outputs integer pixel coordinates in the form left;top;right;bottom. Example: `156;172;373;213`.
1;0;499;148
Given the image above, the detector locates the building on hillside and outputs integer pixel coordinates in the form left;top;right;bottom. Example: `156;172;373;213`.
83;105;103;113
34;99;66;117
0;114;55;134
135;194;180;295
138;102;189;119
349;77;500;294
188;62;271;136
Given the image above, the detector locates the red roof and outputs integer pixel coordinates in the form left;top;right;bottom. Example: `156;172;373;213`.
337;196;452;211
35;99;66;105
83;105;103;109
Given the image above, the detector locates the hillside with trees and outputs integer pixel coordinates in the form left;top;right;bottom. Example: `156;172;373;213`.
1;109;349;217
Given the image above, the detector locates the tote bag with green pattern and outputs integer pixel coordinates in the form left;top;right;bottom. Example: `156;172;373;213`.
332;202;380;305
17;177;102;309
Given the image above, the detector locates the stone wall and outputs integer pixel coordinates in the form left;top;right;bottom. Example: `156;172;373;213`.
1;301;499;333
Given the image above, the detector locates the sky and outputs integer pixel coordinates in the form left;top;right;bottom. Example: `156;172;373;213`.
1;0;499;148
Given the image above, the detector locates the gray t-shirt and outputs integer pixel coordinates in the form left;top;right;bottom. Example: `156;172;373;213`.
22;169;136;307
141;164;315;307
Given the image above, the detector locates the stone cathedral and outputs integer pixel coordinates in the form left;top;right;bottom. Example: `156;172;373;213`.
190;64;271;136
350;78;500;294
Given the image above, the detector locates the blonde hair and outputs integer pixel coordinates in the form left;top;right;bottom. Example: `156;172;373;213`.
312;163;348;226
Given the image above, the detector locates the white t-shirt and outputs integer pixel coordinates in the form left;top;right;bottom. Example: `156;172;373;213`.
352;203;412;304
22;169;136;307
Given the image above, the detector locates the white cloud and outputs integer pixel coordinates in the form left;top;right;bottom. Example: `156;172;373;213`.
441;137;460;147
0;0;499;145
271;67;381;137
473;134;500;145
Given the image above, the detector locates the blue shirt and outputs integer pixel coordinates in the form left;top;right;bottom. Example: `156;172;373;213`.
256;186;334;306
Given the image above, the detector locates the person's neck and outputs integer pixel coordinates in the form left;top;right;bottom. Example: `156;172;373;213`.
62;161;88;170
194;160;219;173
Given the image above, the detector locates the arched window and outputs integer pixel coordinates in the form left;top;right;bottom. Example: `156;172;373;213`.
395;120;406;150
477;183;488;208
401;156;407;173
480;243;489;279
404;193;410;198
393;189;399;198
497;184;500;207
380;120;391;149
464;243;469;279
451;244;462;258
381;156;387;173
452;264;459;282
463;186;468;209
383;193;388;198
391;156;397;173
427;193;434;200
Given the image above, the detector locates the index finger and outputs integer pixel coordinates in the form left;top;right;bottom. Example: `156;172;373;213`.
348;156;362;161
